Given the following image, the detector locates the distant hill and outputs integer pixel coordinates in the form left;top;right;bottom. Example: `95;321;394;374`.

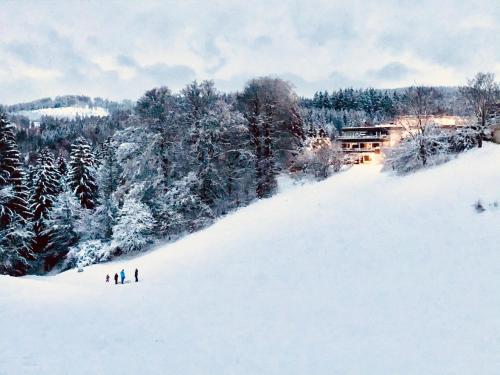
2;95;134;120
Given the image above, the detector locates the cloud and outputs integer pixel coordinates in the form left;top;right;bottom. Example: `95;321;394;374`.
116;55;137;67
0;0;499;104
140;64;196;87
367;62;416;82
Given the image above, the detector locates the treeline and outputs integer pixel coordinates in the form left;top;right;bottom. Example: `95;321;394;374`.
303;86;468;128
15;111;131;155
305;88;398;117
4;95;134;112
1;78;343;276
1;73;498;276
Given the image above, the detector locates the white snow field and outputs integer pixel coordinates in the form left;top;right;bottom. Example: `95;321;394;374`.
1;144;500;375
17;106;109;121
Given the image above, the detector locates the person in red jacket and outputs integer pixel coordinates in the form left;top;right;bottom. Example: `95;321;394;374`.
114;273;118;285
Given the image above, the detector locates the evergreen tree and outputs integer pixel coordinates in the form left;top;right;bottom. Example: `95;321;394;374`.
0;112;30;225
41;186;80;271
57;153;68;178
30;149;61;256
93;139;120;240
0;214;34;276
0;113;33;275
69;137;97;209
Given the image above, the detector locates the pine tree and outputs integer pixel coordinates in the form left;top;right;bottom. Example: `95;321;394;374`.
93;139;120;240
0;112;30;225
0;214;34;276
41;185;80;270
57;153;68;179
0;112;33;275
30;149;61;255
69;137;97;209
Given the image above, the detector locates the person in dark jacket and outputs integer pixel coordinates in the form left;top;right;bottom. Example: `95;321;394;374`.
134;268;139;282
106;274;110;283
114;273;118;284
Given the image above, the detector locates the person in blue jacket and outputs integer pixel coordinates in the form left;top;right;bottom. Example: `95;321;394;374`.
120;269;125;284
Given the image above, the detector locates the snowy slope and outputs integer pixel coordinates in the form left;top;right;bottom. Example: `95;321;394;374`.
1;144;500;375
17;106;109;120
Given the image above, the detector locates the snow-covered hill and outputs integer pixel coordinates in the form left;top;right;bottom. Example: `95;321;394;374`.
17;106;109;120
1;144;500;375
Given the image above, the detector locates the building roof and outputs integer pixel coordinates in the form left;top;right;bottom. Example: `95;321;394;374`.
341;125;403;131
337;137;387;142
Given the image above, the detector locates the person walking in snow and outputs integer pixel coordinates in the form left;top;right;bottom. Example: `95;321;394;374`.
106;274;110;283
114;273;118;285
134;268;139;283
120;269;125;284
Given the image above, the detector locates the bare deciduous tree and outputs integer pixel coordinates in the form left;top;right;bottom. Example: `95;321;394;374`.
459;72;500;147
400;86;443;166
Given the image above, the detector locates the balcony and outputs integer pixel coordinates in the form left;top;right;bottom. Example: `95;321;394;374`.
337;134;389;140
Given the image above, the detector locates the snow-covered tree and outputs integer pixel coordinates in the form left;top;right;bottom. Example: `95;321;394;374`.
295;136;345;179
92;139;121;240
448;125;480;153
158;173;213;237
69;137;97;209
67;239;110;269
192;100;254;214
41;187;81;271
57;153;68;179
238;77;305;198
0;112;31;226
0;213;34;276
30;149;61;255
459;72;500;147
111;196;156;253
0;112;33;275
383;125;450;175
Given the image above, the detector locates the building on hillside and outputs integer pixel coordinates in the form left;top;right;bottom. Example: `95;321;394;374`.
337;115;470;164
337;125;403;164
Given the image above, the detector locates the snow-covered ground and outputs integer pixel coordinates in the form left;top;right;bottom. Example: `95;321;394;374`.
1;144;500;375
16;106;109;120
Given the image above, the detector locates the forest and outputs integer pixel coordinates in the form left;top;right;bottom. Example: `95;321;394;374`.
1;73;499;276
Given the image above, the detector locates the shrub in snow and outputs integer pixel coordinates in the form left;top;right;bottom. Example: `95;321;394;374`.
294;136;344;179
111;196;156;253
447;125;480;153
384;125;451;175
66;240;110;269
474;200;486;213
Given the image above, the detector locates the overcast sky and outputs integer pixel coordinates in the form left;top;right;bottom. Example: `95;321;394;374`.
0;0;499;104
